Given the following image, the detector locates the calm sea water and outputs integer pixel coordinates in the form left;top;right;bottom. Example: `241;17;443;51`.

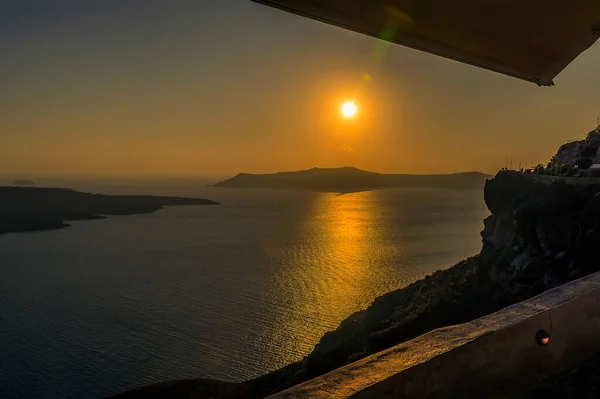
0;178;489;398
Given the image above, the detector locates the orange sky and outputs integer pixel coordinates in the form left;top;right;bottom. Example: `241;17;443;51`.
2;0;600;178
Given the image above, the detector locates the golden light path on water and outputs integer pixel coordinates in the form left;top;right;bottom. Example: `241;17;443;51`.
255;191;404;370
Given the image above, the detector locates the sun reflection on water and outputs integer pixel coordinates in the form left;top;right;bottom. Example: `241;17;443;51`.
256;191;403;371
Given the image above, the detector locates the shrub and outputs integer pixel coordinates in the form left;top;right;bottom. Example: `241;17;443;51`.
581;146;598;158
534;164;545;175
576;158;594;170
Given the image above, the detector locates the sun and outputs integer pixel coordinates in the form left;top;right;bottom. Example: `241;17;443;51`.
341;101;358;118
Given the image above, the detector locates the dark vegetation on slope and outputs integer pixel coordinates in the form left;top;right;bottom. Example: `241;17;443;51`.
113;170;600;399
210;167;490;192
0;187;219;235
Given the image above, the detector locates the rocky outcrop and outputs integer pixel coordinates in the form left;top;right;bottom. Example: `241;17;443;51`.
482;172;600;300
549;128;600;166
114;172;600;399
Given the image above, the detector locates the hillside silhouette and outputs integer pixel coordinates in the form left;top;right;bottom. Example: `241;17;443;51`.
0;187;219;234
211;167;490;192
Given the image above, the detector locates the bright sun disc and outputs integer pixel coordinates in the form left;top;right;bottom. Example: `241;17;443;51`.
341;101;357;118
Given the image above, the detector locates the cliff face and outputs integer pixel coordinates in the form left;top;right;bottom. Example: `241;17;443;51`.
482;171;600;300
114;172;600;399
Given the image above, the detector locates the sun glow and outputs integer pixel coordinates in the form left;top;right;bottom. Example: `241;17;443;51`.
341;101;358;118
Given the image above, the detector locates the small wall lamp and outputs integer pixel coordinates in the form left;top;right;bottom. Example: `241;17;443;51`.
536;330;550;346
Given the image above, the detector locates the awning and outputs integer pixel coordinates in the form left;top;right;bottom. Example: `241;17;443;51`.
251;0;600;86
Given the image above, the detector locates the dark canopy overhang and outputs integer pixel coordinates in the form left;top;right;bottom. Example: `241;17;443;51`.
251;0;600;86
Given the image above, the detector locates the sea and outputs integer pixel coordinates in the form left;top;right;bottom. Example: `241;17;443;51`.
0;178;489;398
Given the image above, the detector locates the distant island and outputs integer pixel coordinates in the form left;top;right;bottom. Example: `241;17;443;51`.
12;179;35;186
0;186;219;235
210;167;491;192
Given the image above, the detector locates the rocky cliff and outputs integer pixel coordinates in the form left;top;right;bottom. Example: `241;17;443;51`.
549;127;600;166
483;172;600;299
114;172;600;399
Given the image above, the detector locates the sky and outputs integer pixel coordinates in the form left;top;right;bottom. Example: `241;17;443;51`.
2;0;600;178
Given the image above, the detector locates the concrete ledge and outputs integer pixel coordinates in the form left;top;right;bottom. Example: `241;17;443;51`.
269;273;600;399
